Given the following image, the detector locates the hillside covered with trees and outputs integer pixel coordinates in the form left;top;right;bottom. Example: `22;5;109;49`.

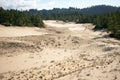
40;5;120;19
0;7;44;27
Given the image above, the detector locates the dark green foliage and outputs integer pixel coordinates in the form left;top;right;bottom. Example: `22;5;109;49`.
40;5;120;20
85;12;120;39
93;15;109;29
0;7;44;27
107;12;120;39
31;13;44;27
80;5;120;14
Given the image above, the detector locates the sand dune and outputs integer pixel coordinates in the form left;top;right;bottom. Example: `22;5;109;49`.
0;25;47;37
0;20;120;80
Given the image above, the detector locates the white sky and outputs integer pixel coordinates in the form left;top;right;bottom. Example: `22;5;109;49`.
0;0;120;10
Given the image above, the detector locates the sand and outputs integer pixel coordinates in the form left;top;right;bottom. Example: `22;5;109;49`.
0;25;47;37
0;20;120;80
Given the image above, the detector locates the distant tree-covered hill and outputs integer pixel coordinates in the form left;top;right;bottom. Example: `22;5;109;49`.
40;5;120;19
80;5;120;14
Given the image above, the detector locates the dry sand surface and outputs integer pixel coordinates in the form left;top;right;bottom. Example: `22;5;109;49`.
0;20;120;80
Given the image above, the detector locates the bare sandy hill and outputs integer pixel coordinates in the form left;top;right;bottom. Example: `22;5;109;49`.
0;20;120;80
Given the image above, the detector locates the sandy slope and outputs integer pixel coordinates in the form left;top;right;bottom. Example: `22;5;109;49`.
0;20;120;80
0;25;47;37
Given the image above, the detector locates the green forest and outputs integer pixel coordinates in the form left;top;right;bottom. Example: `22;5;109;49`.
0;7;44;27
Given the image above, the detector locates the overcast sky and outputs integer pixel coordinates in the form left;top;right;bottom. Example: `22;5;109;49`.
0;0;120;10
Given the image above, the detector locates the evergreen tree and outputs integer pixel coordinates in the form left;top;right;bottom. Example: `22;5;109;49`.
0;7;44;27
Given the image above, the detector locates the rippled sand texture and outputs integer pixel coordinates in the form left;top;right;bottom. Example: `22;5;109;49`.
0;20;120;80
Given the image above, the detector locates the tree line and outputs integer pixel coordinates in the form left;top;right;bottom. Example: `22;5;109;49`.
0;7;44;27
